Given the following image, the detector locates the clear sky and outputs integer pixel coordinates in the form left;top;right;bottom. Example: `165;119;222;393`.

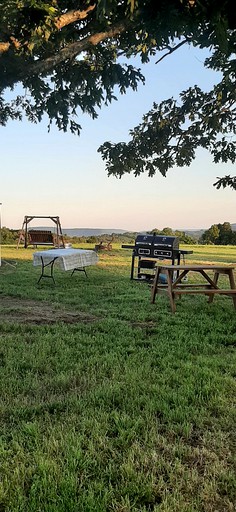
1;44;235;232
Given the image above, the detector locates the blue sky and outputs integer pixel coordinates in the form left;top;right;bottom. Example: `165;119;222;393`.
1;44;235;231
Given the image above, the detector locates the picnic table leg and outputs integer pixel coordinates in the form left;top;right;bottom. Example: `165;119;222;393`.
208;272;219;303
228;269;236;309
166;269;176;313
151;267;161;304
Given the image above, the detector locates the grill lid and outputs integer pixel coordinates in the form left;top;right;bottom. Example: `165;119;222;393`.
153;235;179;249
135;234;179;249
135;234;154;246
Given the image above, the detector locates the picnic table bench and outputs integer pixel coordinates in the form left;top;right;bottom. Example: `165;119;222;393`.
151;264;236;313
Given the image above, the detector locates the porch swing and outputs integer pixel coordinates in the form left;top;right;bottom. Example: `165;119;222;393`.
17;215;65;248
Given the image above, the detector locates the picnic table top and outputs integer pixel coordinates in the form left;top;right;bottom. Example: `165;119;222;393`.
157;264;235;271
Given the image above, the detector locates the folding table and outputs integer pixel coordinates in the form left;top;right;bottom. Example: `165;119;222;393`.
33;248;98;284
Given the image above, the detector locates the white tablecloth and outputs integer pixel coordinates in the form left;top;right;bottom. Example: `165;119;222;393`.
33;248;98;271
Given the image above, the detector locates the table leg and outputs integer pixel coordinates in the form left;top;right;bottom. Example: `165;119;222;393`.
71;267;88;277
166;269;176;313
208;272;219;303
151;267;161;304
38;257;56;284
228;269;236;309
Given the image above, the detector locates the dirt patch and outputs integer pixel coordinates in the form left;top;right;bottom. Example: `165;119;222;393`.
0;296;98;325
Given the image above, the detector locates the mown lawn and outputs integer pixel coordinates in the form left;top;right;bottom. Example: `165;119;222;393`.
0;244;235;512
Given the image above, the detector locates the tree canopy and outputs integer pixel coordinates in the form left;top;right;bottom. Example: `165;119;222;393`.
1;1;235;187
149;227;197;244
200;222;236;245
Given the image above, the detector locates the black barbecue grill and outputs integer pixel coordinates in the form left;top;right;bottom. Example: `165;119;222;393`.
122;234;192;280
135;234;179;259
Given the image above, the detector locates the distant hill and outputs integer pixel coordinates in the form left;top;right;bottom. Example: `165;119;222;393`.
32;227;128;237
63;228;128;237
184;229;205;240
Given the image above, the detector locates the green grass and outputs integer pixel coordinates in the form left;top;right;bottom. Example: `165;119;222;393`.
0;244;235;511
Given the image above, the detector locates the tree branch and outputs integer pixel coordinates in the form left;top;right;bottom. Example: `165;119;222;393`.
32;20;129;74
155;37;192;64
55;4;96;30
0;4;96;55
3;20;130;89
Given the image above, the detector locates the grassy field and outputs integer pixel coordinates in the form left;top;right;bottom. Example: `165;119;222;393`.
0;244;235;512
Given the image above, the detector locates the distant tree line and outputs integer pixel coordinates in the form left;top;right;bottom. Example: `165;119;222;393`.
1;228;136;246
64;233;136;245
0;227;198;246
200;222;236;245
149;227;197;245
0;227;18;244
2;224;235;246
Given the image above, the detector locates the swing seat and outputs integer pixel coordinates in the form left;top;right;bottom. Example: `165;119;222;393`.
28;230;55;247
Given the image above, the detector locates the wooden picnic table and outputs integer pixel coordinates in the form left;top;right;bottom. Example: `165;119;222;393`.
151;264;236;313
